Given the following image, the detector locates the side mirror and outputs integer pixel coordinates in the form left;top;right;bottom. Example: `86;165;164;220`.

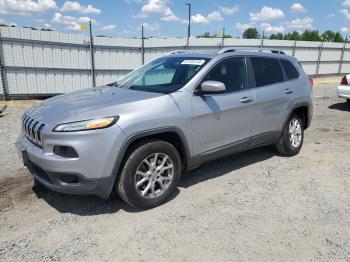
196;80;226;95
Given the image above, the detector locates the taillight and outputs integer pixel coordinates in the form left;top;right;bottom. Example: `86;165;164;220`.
341;76;348;85
309;78;314;87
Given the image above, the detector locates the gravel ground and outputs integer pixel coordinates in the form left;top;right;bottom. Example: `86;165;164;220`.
0;84;349;262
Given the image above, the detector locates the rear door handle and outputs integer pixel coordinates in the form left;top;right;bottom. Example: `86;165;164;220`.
284;89;293;94
240;97;253;103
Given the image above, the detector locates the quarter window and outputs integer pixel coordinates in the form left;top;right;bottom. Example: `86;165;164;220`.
281;60;299;80
251;57;284;87
203;57;246;93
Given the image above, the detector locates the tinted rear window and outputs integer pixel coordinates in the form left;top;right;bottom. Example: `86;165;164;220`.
251;57;284;87
281;60;299;80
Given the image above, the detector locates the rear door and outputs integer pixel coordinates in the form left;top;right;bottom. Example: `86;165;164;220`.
248;56;294;145
191;57;255;156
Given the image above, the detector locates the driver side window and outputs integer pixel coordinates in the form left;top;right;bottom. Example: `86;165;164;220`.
203;57;246;93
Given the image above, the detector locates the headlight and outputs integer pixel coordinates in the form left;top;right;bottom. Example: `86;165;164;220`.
53;116;118;132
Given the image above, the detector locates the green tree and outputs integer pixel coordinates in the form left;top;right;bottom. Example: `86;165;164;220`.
321;30;336;42
275;33;283;40
289;31;301;41
197;32;211;38
243;28;259;39
301;30;321;41
270;33;276;40
334;32;344;43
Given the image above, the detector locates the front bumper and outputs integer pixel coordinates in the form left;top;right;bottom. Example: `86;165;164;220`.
15;124;127;199
337;85;350;99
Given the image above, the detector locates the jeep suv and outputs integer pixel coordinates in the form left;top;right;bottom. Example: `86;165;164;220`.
16;48;313;208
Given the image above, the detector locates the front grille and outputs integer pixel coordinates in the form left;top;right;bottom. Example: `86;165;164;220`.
22;114;45;147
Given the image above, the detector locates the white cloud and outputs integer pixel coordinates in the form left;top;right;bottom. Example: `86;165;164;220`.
51;12;95;31
342;0;350;7
249;6;284;21
287;17;313;30
140;22;159;31
43;23;51;28
191;14;209;24
190;10;224;24
291;3;306;13
260;22;285;33
341;26;349;33
235;22;254;31
99;24;116;31
62;1;101;14
160;13;182;22
219;5;239;15
78;16;95;23
0;0;57;15
341;9;350;20
207;11;223;21
134;0;182;23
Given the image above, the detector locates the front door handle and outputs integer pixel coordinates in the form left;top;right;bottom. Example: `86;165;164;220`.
240;97;253;103
284;89;293;94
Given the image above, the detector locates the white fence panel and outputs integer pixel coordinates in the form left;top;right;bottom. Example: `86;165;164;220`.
1;26;350;98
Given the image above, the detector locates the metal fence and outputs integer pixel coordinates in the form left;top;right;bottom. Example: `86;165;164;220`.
0;26;349;99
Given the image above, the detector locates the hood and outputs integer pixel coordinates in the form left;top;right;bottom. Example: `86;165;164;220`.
27;86;165;124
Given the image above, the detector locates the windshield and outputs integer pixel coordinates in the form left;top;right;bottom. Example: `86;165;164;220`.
108;56;210;93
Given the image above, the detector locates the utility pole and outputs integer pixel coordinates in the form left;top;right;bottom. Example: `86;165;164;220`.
141;25;145;65
89;20;96;87
186;3;191;49
221;27;225;47
260;29;265;51
0;29;8;100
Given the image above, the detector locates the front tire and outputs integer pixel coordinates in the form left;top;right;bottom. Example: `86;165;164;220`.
275;113;304;156
117;140;181;209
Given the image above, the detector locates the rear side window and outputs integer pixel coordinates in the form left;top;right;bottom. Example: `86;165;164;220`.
251;57;283;87
281;60;299;80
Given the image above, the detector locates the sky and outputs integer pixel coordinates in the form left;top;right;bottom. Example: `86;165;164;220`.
0;0;349;38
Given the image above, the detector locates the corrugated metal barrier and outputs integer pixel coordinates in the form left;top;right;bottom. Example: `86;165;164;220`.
0;26;349;99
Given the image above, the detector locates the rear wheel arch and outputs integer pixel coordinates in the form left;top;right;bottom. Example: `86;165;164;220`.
284;103;310;131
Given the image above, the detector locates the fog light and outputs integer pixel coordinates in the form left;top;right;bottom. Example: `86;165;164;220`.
53;146;79;158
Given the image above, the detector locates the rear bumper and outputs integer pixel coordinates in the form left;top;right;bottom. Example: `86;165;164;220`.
337;85;350;99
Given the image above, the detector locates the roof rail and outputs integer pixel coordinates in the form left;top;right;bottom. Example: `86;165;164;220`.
217;47;286;55
217;47;236;54
167;50;187;55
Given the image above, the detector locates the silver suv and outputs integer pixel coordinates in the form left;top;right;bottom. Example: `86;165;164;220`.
16;48;313;208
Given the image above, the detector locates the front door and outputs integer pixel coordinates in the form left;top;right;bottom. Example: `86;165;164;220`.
191;57;255;156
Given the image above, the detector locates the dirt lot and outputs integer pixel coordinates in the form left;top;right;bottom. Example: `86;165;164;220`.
0;84;349;262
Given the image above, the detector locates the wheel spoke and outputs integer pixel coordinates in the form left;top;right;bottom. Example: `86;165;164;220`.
143;159;152;169
159;164;173;174
136;170;148;177
152;153;159;166
159;156;168;168
158;180;165;190
136;177;148;187
150;182;156;197
159;176;172;182
141;181;152;196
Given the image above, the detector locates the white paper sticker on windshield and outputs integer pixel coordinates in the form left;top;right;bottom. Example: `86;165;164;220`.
181;59;205;65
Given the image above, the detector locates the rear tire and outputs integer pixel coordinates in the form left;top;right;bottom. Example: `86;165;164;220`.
275;113;304;156
117;140;181;209
347;99;350;105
